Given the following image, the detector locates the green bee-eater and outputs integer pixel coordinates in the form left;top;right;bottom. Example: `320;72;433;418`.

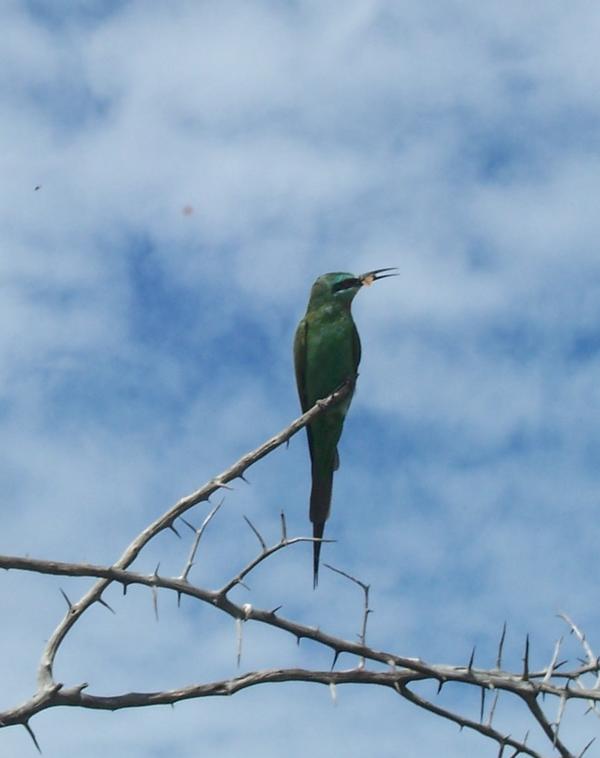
294;269;397;587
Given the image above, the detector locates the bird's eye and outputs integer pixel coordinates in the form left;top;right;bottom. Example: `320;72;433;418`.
332;278;359;293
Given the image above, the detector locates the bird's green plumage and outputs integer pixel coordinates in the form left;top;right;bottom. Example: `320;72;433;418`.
294;272;363;587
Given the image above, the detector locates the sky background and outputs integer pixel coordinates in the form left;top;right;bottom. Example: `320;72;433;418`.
3;0;600;755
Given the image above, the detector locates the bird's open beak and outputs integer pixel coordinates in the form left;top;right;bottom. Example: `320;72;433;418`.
359;267;398;287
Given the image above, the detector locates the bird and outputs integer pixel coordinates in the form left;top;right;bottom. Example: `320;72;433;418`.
294;268;397;587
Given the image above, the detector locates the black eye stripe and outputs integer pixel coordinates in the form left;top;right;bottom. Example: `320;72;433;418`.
332;278;359;293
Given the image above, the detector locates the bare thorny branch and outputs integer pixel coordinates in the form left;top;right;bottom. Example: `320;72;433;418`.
1;382;599;757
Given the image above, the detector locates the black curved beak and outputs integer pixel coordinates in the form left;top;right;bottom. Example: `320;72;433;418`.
359;267;398;286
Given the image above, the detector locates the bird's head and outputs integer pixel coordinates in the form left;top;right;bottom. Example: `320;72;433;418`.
309;269;397;307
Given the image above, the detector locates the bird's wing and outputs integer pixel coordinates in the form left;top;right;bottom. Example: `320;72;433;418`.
294;317;309;412
331;323;361;473
293;317;315;461
352;322;362;375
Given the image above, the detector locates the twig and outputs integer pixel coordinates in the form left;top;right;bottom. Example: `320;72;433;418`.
34;384;353;692
218;536;333;596
323;563;371;669
2;375;600;758
397;682;543;758
180;499;224;582
525;694;571;758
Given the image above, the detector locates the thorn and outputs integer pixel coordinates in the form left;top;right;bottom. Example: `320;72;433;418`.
436;678;446;694
480;687;486;723
280;511;287;542
243;515;266;551
579;737;596;758
269;605;282;616
214;479;233;491
23;722;41;754
238;579;251;591
177;591;182;609
296;635;302;646
238;472;250;484
331;650;340;671
522;634;530;681
236;618;243;668
122;584;128;596
153;562;161;577
180;517;196;533
168;523;181;539
329;682;337;706
487;690;500;728
543;636;563;684
59;588;73;610
97;597;115;615
496;622;507;669
468;645;476;672
151;586;159;622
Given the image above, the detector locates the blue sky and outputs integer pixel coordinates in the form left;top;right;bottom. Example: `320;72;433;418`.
3;1;600;755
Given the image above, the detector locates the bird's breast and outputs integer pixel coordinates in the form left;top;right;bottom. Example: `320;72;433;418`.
304;312;357;404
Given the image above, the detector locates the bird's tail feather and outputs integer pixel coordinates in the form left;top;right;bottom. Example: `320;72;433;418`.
310;468;333;588
312;521;325;589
